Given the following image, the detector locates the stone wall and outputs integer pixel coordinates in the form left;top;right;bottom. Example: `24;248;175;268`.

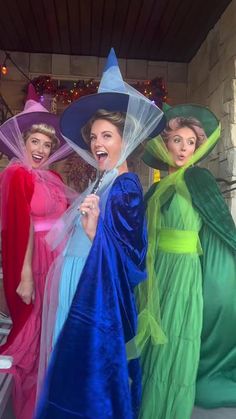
0;50;188;113
187;0;236;221
0;50;187;192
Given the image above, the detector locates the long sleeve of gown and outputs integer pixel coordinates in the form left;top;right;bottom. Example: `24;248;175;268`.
0;165;34;350
36;173;147;419
184;166;236;250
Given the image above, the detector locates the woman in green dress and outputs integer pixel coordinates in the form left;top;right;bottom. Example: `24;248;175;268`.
137;105;236;419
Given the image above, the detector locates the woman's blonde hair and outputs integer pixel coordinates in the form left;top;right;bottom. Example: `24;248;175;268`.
162;117;207;149
23;123;60;152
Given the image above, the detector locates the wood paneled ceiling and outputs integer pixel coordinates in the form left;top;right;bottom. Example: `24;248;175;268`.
0;0;232;63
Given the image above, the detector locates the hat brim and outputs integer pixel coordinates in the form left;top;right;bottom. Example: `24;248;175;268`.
165;104;219;138
142;104;219;171
60;92;166;150
142;149;168;171
0;111;65;159
17;111;64;142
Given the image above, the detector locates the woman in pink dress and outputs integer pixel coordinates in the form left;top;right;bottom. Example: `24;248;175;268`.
0;85;74;419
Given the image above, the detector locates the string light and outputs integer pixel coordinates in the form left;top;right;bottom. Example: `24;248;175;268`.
1;65;7;76
1;54;8;76
0;51;31;82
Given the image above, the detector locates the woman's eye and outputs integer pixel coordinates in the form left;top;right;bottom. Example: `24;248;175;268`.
188;140;195;145
104;134;111;139
45;144;51;149
173;138;181;143
90;136;96;142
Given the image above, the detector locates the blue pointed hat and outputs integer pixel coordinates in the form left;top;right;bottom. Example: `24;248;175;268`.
60;48;166;150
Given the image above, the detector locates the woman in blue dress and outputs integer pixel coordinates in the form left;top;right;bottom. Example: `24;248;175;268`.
35;49;165;419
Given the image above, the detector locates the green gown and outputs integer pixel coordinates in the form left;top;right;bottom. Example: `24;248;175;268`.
139;166;236;419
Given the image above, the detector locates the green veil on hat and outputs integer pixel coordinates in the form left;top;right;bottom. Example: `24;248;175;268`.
142;103;220;170
134;104;221;355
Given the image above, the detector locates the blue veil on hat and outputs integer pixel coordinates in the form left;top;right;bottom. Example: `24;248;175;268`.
45;48;166;250
36;49;165;418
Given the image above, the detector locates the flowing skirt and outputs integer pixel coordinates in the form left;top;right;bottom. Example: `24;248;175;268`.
139;250;203;419
53;255;87;344
0;231;58;419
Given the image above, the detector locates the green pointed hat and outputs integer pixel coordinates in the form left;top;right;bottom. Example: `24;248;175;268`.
142;103;219;170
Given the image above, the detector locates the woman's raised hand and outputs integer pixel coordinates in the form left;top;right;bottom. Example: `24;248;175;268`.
79;194;100;241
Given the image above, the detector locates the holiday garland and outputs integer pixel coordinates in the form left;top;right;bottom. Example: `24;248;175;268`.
31;75;167;107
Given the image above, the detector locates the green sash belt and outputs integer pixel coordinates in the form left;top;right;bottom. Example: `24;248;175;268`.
158;229;202;254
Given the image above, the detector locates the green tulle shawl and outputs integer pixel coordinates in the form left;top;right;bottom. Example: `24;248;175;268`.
132;124;221;356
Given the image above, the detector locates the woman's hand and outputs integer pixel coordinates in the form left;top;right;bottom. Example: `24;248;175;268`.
17;266;35;305
79;194;100;241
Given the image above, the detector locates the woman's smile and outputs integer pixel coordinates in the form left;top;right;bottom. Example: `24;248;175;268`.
25;132;52;168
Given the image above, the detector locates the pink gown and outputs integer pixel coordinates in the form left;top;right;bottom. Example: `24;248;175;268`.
0;168;67;419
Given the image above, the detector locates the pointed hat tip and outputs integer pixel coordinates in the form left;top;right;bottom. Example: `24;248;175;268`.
104;47;119;72
162;102;172;113
23;83;48;113
25;83;40;103
98;47;126;93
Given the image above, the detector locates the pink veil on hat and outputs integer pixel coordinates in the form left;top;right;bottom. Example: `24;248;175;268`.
0;83;72;168
0;83;77;231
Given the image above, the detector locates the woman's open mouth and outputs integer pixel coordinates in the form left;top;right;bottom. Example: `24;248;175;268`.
96;151;108;162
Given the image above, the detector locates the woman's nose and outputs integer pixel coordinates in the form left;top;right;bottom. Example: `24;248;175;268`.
37;144;44;153
94;136;103;146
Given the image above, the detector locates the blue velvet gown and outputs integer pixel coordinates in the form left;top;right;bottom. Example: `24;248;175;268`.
35;173;147;419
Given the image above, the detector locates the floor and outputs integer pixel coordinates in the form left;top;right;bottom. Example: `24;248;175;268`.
192;407;236;419
1;398;15;419
2;402;236;418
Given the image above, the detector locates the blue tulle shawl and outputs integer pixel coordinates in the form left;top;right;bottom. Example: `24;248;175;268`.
35;173;147;419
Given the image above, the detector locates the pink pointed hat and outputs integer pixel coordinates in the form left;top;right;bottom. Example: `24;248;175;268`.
0;83;65;158
16;83;63;139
